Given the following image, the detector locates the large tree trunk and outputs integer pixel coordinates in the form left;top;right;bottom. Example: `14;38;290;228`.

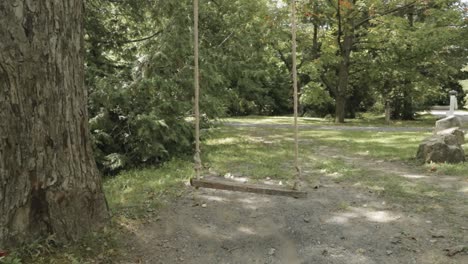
0;1;109;247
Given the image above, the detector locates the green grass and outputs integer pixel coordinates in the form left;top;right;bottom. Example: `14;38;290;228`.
104;159;194;217
218;116;468;178
303;129;430;160
306;152;458;213
222;112;439;127
202;127;295;181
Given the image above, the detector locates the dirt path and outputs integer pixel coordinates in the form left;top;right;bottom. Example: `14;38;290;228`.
119;125;467;264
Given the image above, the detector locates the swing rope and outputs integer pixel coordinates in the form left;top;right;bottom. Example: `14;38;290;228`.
291;0;302;190
193;0;301;189
193;0;202;179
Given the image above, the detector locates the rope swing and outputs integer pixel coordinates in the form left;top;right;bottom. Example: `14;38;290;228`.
190;0;305;198
193;0;202;180
291;0;302;190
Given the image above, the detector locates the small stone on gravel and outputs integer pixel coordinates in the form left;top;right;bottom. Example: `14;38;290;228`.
268;248;276;256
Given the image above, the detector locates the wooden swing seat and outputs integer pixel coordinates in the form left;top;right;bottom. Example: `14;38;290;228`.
190;177;307;198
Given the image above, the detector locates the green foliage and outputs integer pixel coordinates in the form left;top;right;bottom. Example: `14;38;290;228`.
358;0;468;118
84;0;468;171
85;0;197;172
300;82;335;116
298;0;468;119
88;80;195;173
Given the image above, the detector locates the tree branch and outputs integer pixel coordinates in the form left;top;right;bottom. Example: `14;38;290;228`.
217;32;234;47
118;30;163;44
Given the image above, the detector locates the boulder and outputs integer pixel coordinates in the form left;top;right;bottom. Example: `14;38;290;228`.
435;127;465;145
434;116;462;132
416;135;465;163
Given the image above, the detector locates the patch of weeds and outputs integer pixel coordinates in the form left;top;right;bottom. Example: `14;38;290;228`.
0;254;22;264
104;158;193;217
312;158;362;179
337;201;350;211
425;162;468;178
2;227;121;264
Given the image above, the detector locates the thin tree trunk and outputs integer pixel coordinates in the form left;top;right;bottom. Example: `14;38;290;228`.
0;1;109;246
401;88;414;120
335;95;346;123
385;99;392;124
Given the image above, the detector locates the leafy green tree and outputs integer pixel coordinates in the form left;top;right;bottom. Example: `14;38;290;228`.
363;0;468;119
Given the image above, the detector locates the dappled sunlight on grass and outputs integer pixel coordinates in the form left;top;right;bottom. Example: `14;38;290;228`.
203;127;296;181
337;171;449;205
223;113;438;127
301;130;430;160
207;136;242;145
220;116;323;125
309;157;450;205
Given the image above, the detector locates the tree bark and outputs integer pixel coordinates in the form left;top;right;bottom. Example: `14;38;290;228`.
401;88;414;120
385;99;392;124
335;94;346;123
0;0;109;247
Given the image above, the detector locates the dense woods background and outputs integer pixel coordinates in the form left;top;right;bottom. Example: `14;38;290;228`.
85;0;468;172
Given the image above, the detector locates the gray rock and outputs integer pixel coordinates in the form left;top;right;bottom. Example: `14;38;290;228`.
435;127;465;145
434;116;462;132
416;135;465;163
